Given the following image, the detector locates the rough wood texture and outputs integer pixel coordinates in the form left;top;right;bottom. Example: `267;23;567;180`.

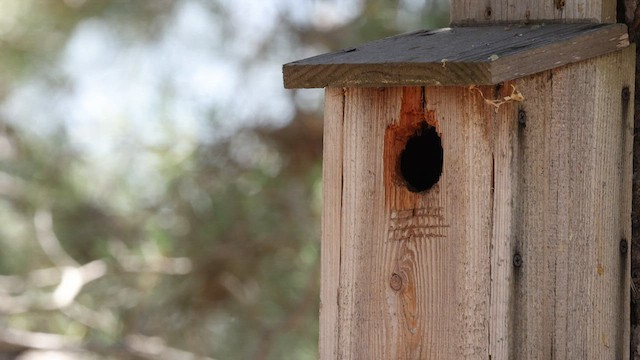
320;46;634;359
509;46;634;358
324;85;496;359
319;87;344;360
450;0;616;25
283;23;628;89
488;81;518;358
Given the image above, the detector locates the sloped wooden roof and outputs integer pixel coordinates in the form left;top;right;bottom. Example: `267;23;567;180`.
283;23;628;88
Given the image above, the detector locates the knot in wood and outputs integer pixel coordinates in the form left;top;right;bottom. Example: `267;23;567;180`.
390;273;403;291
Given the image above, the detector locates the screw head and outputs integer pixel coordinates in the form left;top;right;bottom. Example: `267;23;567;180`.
513;253;523;268
484;6;492;19
517;109;527;127
622;87;631;101
620;238;628;255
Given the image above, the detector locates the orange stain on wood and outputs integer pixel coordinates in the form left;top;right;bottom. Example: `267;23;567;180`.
384;87;438;210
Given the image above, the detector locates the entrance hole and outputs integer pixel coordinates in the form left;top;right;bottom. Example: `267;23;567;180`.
399;123;443;192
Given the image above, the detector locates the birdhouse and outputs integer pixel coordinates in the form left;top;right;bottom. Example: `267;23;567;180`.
283;16;634;360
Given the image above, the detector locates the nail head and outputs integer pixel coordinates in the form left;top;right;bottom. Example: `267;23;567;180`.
620;238;628;255
518;109;527;127
622;87;630;101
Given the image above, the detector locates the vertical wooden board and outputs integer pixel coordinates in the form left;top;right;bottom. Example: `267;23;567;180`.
509;71;556;359
549;49;633;359
320;87;344;360
450;0;615;25
423;85;494;358
588;46;634;359
549;58;596;359
382;86;454;360
509;47;634;359
337;87;403;359
487;82;519;360
333;85;495;359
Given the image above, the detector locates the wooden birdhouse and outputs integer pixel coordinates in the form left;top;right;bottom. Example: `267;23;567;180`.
283;1;635;358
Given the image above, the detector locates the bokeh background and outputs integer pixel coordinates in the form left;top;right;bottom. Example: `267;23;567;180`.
0;1;448;359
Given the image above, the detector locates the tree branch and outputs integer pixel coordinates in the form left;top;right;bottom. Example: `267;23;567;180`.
34;209;78;268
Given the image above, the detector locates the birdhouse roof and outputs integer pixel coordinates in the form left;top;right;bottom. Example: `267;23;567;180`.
283;23;629;88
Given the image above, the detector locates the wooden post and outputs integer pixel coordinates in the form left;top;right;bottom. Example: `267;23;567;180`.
450;1;616;25
284;1;635;358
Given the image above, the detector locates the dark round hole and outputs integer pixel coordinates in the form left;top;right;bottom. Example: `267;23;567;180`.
399;123;443;192
485;7;492;18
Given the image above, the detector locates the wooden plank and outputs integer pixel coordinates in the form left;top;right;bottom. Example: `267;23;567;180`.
337;87;403;358
450;0;616;25
319;48;634;357
327;85;498;358
283;23;628;89
620;46;635;360
487;82;519;359
422;85;495;358
585;45;633;359
319;87;344;360
508;70;555;359
505;46;635;358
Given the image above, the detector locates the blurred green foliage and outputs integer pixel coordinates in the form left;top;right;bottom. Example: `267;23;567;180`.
0;1;448;359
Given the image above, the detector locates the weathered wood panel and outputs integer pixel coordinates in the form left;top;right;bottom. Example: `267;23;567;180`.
487;82;519;359
319;87;344;360
283;24;628;88
337;87;403;359
507;46;635;359
321;86;498;359
450;0;616;25
508;70;554;359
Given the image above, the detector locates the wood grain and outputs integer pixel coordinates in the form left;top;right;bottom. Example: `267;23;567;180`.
507;46;634;358
487;82;518;359
319;87;344;360
508;70;554;359
283;23;628;89
321;85;498;359
450;0;616;25
337;87;402;359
